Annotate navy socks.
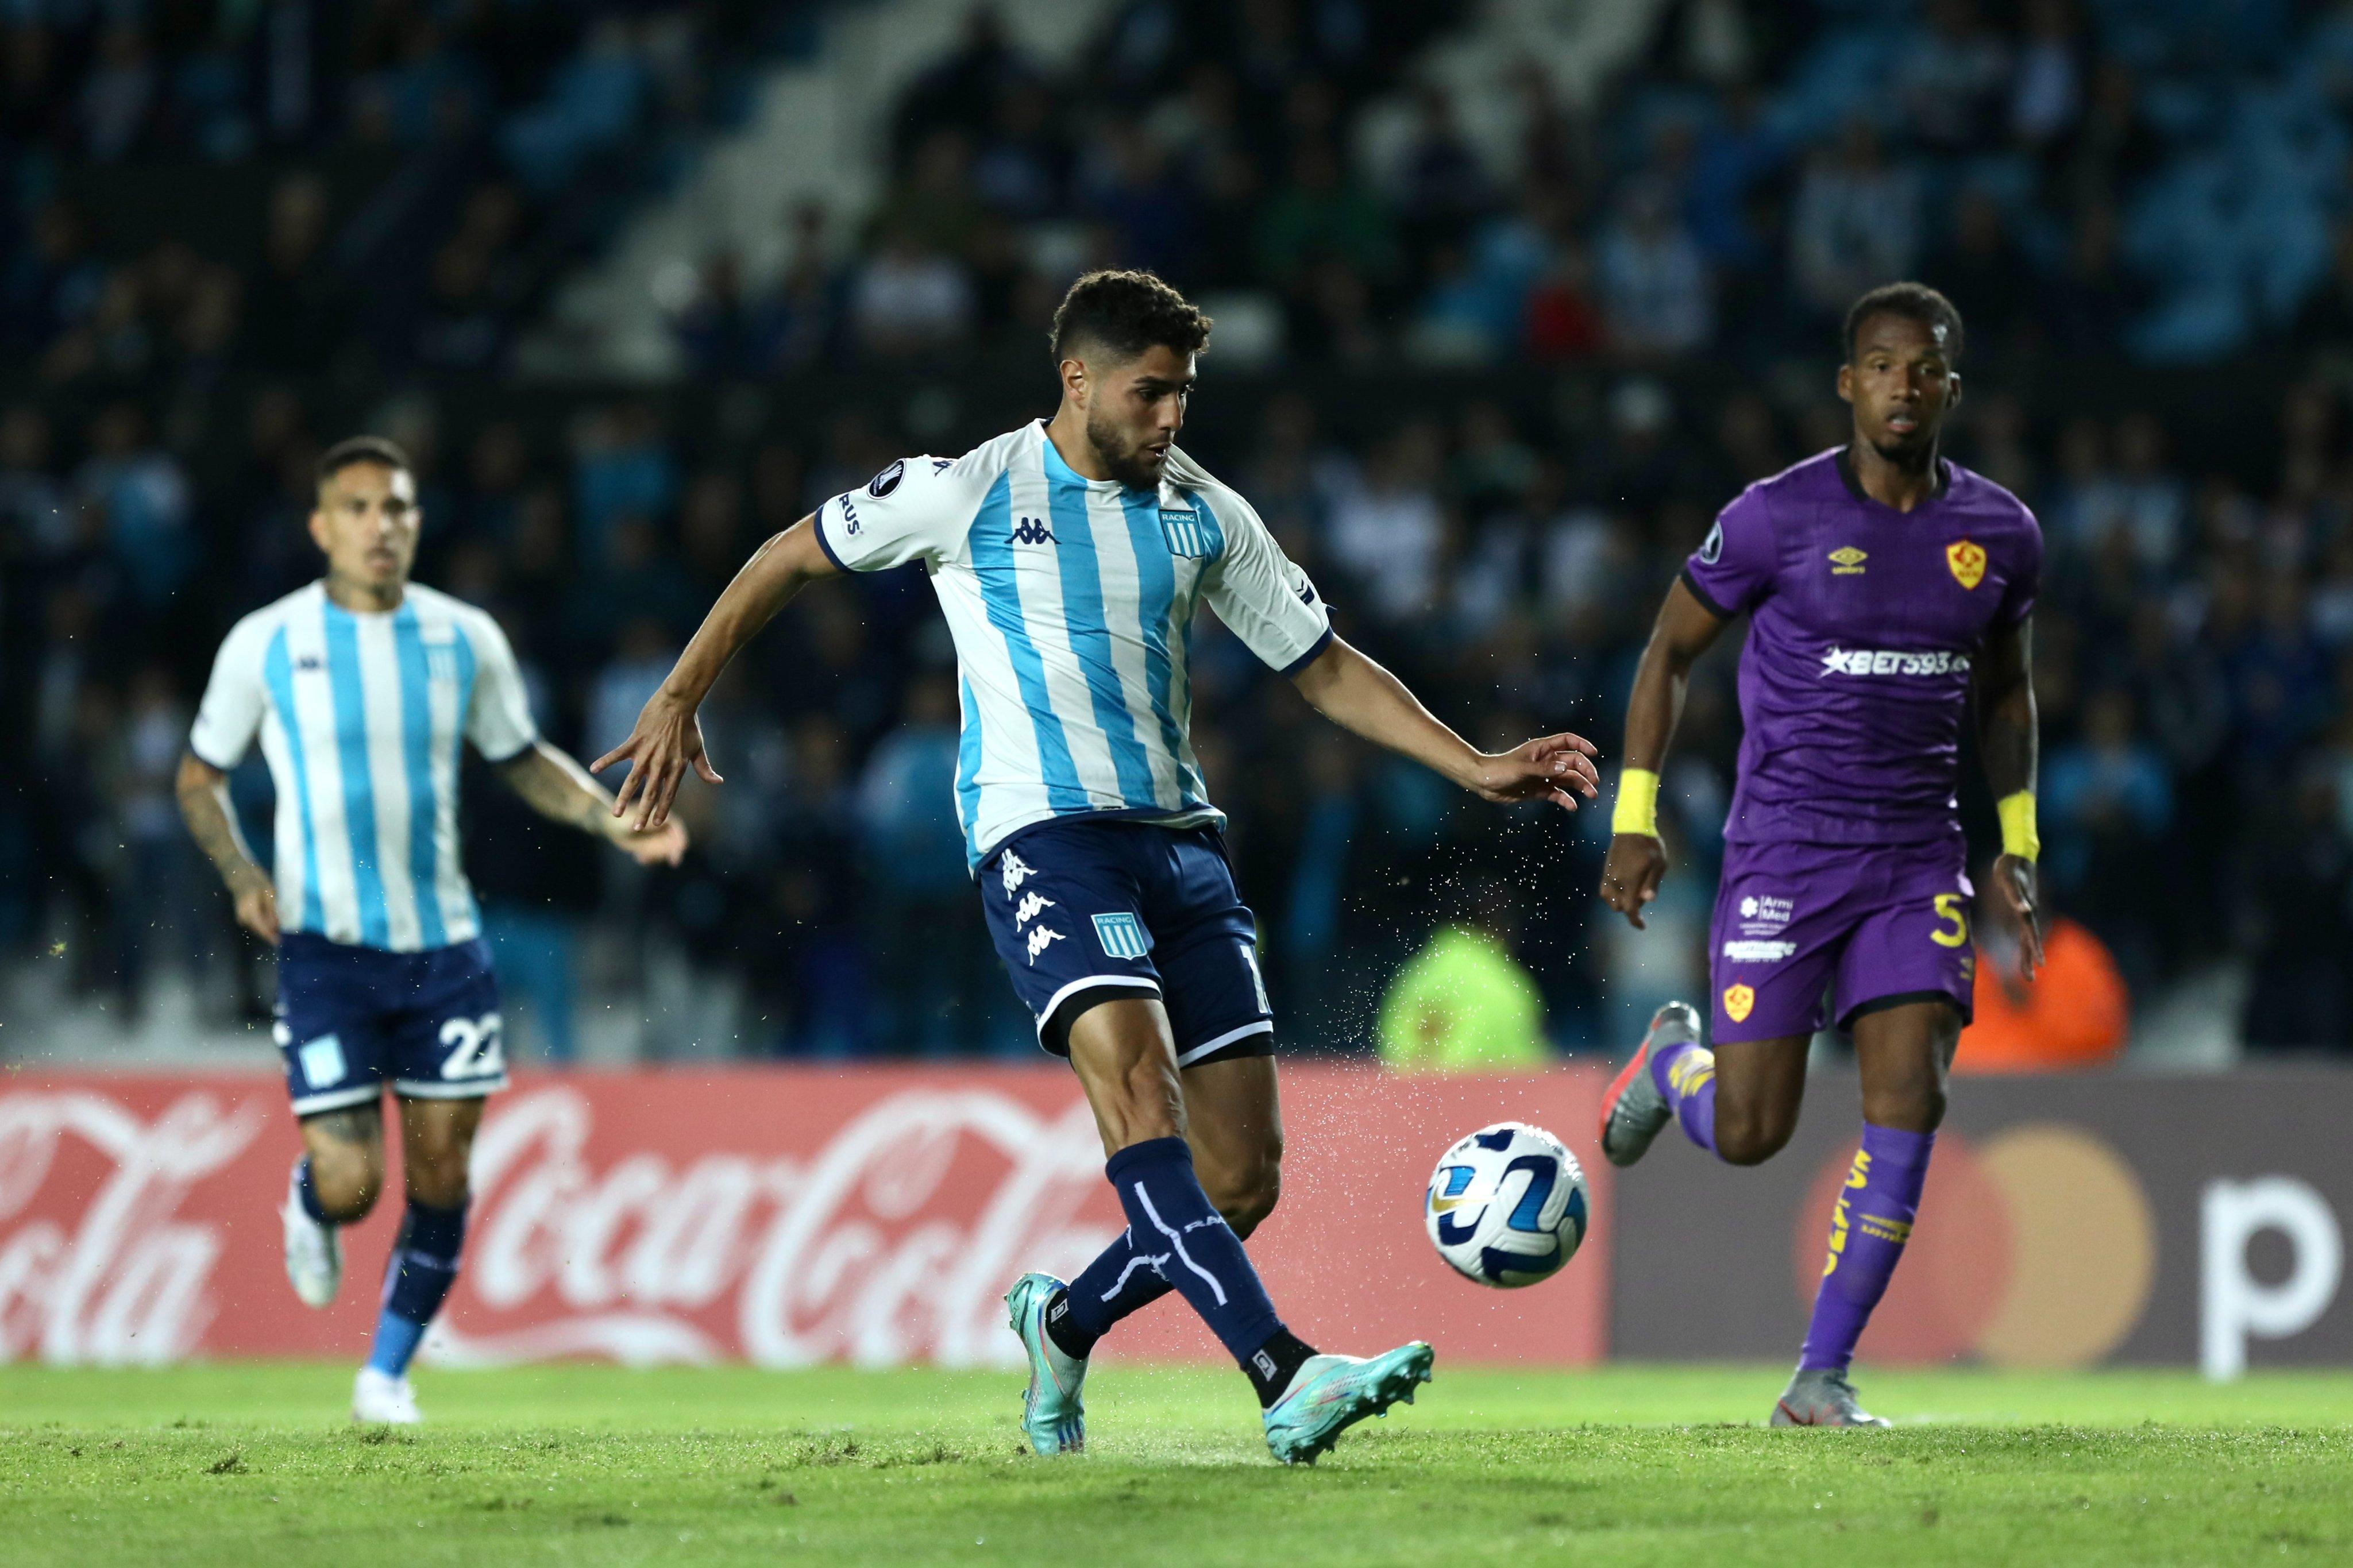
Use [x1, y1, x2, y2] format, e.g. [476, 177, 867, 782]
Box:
[1080, 1137, 1290, 1370]
[365, 1198, 467, 1378]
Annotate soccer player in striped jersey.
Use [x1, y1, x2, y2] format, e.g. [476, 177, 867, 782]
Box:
[595, 270, 1601, 1463]
[176, 436, 685, 1424]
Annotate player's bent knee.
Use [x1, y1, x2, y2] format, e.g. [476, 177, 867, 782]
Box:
[1863, 1081, 1947, 1134]
[1206, 1156, 1281, 1238]
[310, 1153, 383, 1221]
[1715, 1111, 1797, 1167]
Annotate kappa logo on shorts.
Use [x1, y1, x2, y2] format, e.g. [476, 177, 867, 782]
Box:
[1000, 851, 1035, 897]
[1025, 926, 1064, 964]
[1722, 983, 1756, 1024]
[1093, 912, 1153, 960]
[1013, 891, 1055, 928]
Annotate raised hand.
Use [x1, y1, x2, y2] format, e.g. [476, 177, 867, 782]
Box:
[592, 692, 723, 833]
[1468, 732, 1602, 809]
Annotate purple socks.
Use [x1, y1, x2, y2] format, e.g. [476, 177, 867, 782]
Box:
[1799, 1122, 1935, 1373]
[1648, 1039, 1719, 1154]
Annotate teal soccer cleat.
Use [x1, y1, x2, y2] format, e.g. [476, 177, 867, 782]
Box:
[1004, 1272, 1087, 1455]
[1261, 1343, 1434, 1465]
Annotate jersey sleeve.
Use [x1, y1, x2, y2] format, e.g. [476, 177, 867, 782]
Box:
[1193, 469, 1334, 676]
[1681, 485, 1777, 619]
[1995, 508, 2043, 625]
[462, 611, 540, 763]
[187, 614, 271, 770]
[812, 455, 975, 572]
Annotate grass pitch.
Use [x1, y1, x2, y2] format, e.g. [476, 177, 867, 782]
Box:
[4, 1362, 2351, 1566]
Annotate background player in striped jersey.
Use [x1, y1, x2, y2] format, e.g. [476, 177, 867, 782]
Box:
[593, 271, 1601, 1463]
[176, 437, 685, 1424]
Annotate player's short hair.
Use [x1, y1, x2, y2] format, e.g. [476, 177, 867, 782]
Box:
[1842, 282, 1964, 364]
[315, 435, 413, 491]
[1050, 269, 1212, 366]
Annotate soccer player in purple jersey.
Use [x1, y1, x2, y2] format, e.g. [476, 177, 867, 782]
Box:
[1592, 283, 2043, 1427]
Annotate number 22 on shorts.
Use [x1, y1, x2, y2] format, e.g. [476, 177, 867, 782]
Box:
[1929, 893, 1970, 949]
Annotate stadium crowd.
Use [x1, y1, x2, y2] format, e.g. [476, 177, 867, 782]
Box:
[3, 0, 2352, 1060]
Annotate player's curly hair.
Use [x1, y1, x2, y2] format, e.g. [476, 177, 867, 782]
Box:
[1050, 269, 1212, 365]
[315, 435, 413, 489]
[1843, 282, 1964, 364]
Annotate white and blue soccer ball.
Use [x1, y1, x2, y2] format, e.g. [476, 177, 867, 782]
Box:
[1424, 1122, 1589, 1288]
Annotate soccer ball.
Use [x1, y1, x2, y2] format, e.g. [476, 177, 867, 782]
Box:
[1424, 1122, 1589, 1288]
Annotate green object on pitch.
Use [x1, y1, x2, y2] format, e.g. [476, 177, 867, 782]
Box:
[3, 1363, 2351, 1566]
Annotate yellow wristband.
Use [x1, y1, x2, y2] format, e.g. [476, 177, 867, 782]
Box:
[1613, 768, 1661, 837]
[1997, 791, 2039, 862]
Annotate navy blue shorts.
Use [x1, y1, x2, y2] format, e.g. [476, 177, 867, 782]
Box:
[978, 818, 1275, 1068]
[275, 932, 507, 1115]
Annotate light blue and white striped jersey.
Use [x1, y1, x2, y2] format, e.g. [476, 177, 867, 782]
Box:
[188, 581, 539, 951]
[815, 421, 1333, 867]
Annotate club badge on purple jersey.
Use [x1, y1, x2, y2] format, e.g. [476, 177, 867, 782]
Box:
[1683, 448, 2042, 848]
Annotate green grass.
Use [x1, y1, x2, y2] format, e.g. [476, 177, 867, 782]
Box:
[4, 1363, 2351, 1566]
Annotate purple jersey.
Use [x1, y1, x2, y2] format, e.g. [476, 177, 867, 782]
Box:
[1683, 448, 2041, 846]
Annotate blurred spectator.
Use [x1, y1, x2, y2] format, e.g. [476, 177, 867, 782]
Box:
[1596, 180, 1712, 356]
[1789, 119, 1920, 318]
[1954, 911, 2129, 1073]
[1376, 884, 1548, 1072]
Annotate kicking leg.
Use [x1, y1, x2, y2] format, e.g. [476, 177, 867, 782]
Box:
[1777, 998, 1958, 1428]
[1602, 1005, 1808, 1167]
[281, 1103, 384, 1307]
[354, 1095, 483, 1423]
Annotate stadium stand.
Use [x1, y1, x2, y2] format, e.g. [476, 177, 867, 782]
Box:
[4, 0, 2351, 1064]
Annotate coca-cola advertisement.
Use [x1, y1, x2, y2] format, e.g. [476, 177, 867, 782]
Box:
[0, 1065, 1610, 1368]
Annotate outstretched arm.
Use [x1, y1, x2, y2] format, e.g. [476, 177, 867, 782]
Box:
[496, 741, 686, 864]
[593, 515, 839, 829]
[176, 752, 279, 943]
[1598, 578, 1729, 929]
[1289, 635, 1600, 808]
[1974, 615, 2042, 976]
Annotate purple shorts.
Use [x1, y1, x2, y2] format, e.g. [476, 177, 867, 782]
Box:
[1707, 835, 1975, 1044]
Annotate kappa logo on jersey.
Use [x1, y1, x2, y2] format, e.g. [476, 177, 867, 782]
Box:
[1820, 647, 1972, 678]
[294, 655, 324, 672]
[1722, 983, 1756, 1023]
[1091, 912, 1152, 960]
[1698, 520, 1725, 564]
[999, 851, 1035, 897]
[1160, 507, 1212, 558]
[1024, 926, 1064, 964]
[1829, 546, 1867, 576]
[1947, 538, 1987, 589]
[1010, 517, 1056, 546]
[1012, 891, 1055, 928]
[868, 459, 905, 497]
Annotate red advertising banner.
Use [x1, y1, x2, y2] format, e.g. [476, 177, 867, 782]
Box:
[0, 1065, 1609, 1369]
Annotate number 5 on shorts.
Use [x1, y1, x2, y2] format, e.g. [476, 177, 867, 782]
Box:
[1930, 893, 1970, 949]
[439, 1012, 506, 1079]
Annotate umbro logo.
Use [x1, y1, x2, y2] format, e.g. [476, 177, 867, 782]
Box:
[1010, 517, 1056, 546]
